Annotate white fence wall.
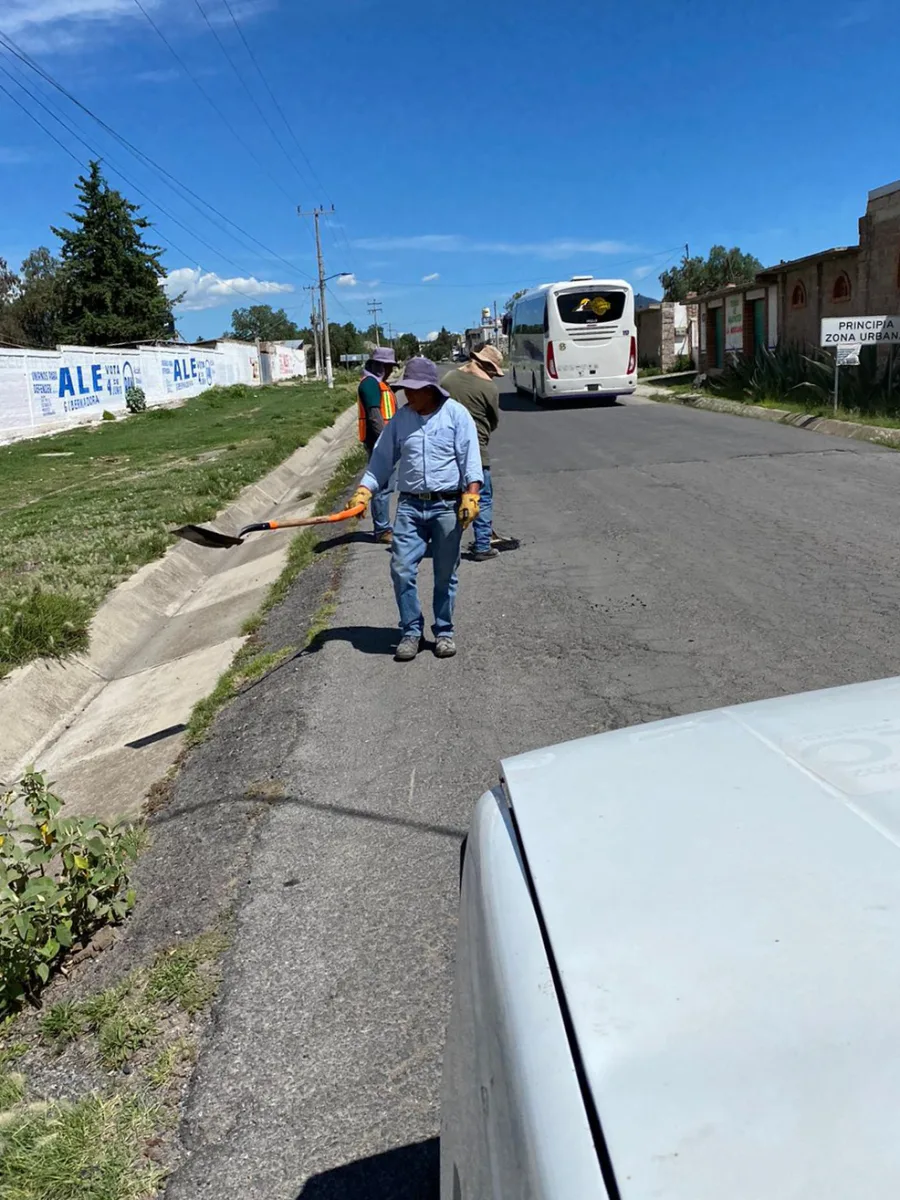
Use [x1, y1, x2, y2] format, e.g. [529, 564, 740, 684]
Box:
[0, 339, 304, 442]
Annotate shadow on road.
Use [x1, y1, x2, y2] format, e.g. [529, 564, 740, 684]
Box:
[303, 624, 398, 656]
[313, 530, 376, 554]
[500, 392, 623, 413]
[295, 1137, 440, 1199]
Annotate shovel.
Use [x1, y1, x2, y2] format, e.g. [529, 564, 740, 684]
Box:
[173, 502, 366, 550]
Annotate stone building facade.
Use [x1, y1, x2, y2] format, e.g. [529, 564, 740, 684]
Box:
[695, 180, 900, 372]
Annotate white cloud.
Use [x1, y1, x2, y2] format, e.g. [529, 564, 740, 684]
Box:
[2, 0, 271, 51]
[422, 272, 440, 282]
[354, 234, 638, 259]
[163, 266, 293, 312]
[335, 273, 380, 289]
[424, 331, 439, 342]
[632, 264, 656, 281]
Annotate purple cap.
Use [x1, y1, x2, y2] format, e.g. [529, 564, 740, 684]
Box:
[370, 346, 397, 366]
[392, 356, 450, 397]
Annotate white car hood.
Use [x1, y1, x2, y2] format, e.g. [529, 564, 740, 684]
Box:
[502, 676, 900, 1200]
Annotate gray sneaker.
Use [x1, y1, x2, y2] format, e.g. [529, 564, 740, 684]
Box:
[471, 547, 499, 562]
[434, 637, 457, 659]
[394, 636, 421, 662]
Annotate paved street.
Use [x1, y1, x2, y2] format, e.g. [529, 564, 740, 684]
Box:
[167, 384, 900, 1199]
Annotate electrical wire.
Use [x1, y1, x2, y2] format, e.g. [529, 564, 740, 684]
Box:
[0, 29, 316, 283]
[191, 0, 309, 192]
[218, 0, 326, 198]
[0, 68, 296, 314]
[129, 0, 296, 207]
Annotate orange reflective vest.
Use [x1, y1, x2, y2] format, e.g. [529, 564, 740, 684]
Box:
[357, 378, 397, 442]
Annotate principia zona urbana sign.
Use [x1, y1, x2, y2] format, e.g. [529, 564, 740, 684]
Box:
[821, 316, 900, 346]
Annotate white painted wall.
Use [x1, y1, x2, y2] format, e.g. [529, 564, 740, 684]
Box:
[0, 338, 309, 442]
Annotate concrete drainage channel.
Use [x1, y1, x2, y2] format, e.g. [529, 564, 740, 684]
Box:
[0, 406, 357, 822]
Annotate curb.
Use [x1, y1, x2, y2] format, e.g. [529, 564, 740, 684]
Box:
[638, 386, 900, 449]
[0, 405, 356, 788]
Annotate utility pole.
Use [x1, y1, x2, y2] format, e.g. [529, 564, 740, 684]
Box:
[304, 285, 322, 380]
[386, 322, 395, 347]
[299, 205, 335, 388]
[367, 298, 383, 346]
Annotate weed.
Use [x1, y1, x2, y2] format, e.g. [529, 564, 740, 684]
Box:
[97, 1010, 158, 1069]
[0, 1089, 164, 1198]
[39, 1002, 86, 1048]
[0, 1069, 25, 1109]
[145, 931, 228, 1015]
[146, 1038, 197, 1090]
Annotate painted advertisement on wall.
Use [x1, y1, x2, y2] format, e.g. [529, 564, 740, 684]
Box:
[725, 294, 744, 352]
[159, 351, 215, 397]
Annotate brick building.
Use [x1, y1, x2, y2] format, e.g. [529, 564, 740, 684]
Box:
[696, 180, 900, 372]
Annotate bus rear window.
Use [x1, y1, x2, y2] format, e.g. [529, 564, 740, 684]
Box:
[555, 290, 626, 325]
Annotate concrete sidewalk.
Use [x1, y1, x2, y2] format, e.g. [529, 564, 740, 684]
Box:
[0, 407, 356, 821]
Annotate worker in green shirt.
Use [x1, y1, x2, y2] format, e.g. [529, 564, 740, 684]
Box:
[357, 346, 398, 543]
[441, 344, 504, 560]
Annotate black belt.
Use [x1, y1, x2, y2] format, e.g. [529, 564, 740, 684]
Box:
[400, 490, 460, 502]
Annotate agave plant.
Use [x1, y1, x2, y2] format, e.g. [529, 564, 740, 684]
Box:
[712, 344, 900, 415]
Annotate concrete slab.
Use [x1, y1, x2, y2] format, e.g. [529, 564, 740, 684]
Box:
[123, 590, 270, 675]
[179, 547, 289, 615]
[0, 659, 103, 785]
[47, 739, 183, 824]
[42, 638, 244, 774]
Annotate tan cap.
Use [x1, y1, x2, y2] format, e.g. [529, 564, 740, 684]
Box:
[470, 345, 505, 376]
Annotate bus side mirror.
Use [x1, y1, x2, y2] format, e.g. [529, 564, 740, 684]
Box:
[501, 315, 511, 335]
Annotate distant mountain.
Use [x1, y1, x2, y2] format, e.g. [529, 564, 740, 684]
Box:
[635, 293, 660, 311]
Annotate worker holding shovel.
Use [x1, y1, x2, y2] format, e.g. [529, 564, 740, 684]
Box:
[349, 357, 482, 662]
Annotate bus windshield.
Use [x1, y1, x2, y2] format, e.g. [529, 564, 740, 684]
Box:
[555, 289, 626, 326]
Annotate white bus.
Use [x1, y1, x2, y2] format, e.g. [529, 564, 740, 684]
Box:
[508, 276, 636, 403]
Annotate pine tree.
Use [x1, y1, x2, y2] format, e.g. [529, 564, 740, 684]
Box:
[52, 162, 176, 346]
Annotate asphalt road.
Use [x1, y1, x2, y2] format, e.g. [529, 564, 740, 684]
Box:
[167, 383, 900, 1199]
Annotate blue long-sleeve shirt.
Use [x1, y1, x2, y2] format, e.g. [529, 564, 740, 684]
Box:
[360, 399, 484, 494]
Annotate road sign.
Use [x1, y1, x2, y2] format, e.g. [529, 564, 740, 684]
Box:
[836, 345, 860, 366]
[821, 316, 900, 346]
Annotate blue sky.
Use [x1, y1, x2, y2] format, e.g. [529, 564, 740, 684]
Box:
[0, 0, 898, 343]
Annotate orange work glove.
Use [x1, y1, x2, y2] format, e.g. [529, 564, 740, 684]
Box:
[458, 492, 480, 530]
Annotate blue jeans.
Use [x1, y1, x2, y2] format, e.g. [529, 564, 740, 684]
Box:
[371, 484, 392, 536]
[391, 496, 463, 641]
[472, 466, 493, 552]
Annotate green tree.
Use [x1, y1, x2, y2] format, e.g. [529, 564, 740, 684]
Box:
[327, 321, 366, 365]
[14, 248, 62, 349]
[504, 288, 527, 313]
[229, 304, 300, 341]
[52, 161, 176, 346]
[659, 246, 763, 301]
[0, 256, 23, 345]
[394, 332, 419, 361]
[422, 326, 454, 362]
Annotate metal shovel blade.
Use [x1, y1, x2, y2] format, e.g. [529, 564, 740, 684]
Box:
[173, 523, 244, 549]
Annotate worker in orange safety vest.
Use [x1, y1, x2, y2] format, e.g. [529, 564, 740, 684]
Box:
[357, 346, 398, 544]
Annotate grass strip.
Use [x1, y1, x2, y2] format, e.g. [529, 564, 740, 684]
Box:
[0, 380, 353, 677]
[0, 929, 229, 1199]
[185, 445, 366, 745]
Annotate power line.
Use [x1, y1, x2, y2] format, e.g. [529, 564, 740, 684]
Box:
[0, 77, 81, 166]
[218, 0, 326, 197]
[191, 0, 309, 191]
[129, 0, 296, 206]
[0, 29, 316, 284]
[0, 66, 295, 315]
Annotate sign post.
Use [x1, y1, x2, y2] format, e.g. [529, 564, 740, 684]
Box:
[821, 316, 900, 415]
